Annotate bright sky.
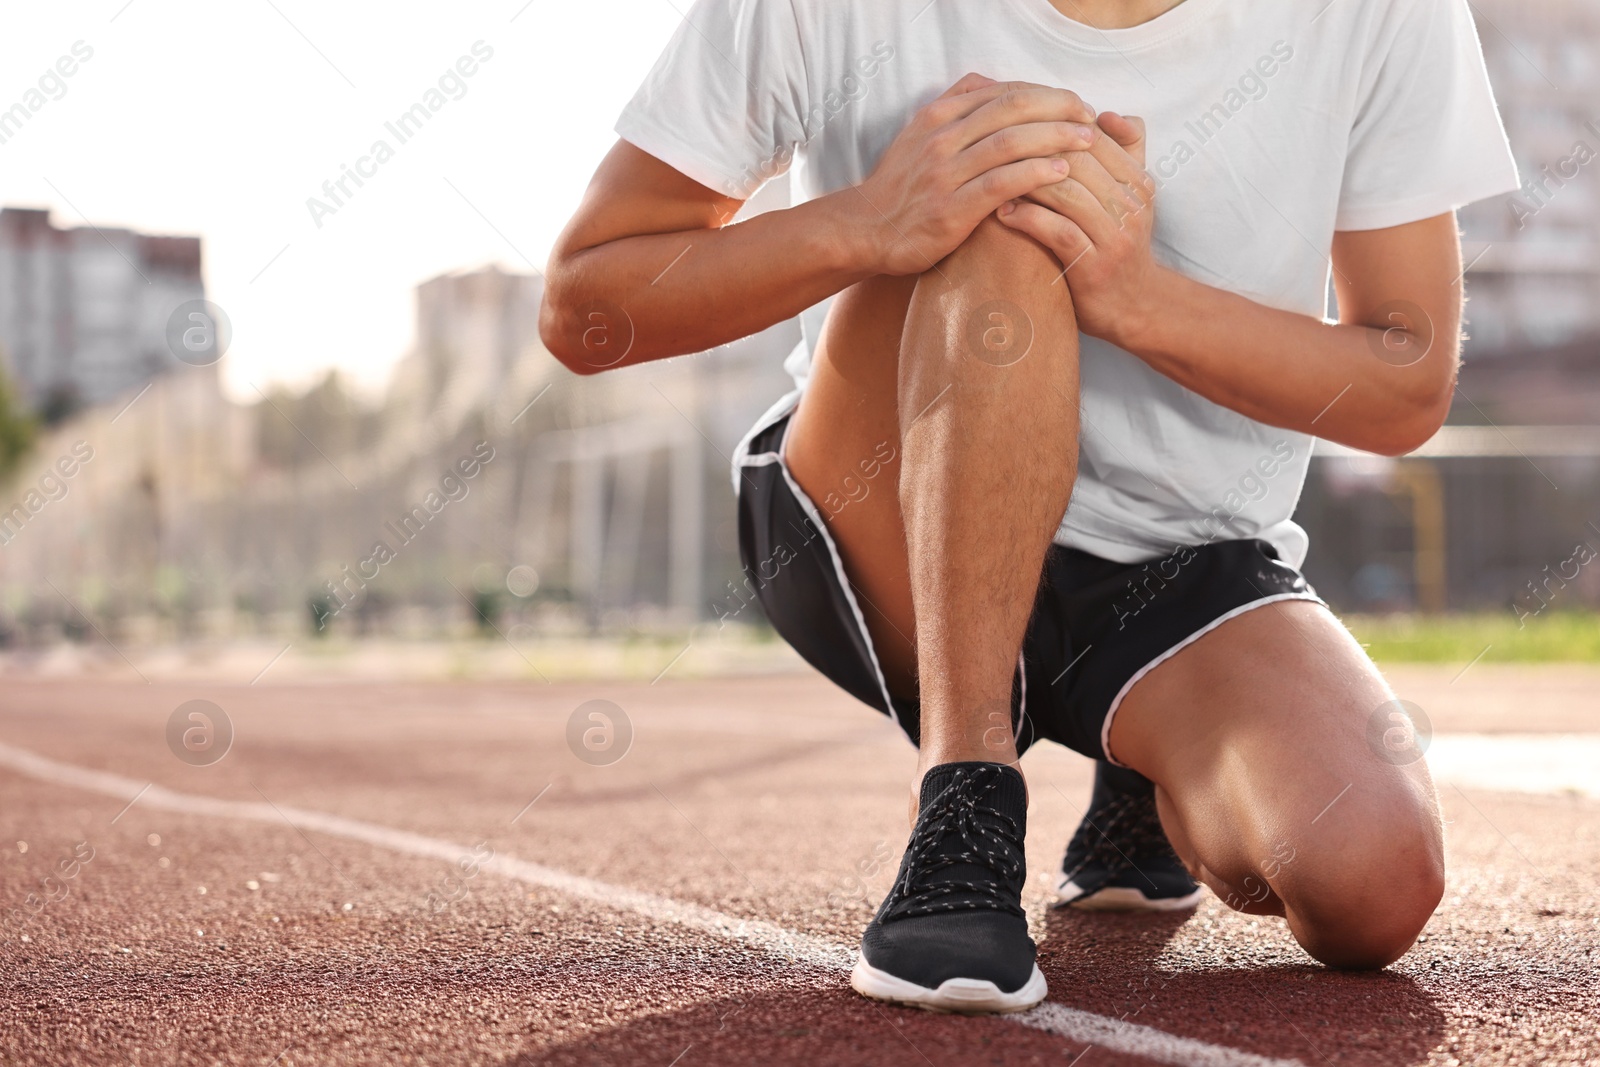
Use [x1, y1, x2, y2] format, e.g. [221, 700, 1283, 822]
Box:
[1, 0, 686, 401]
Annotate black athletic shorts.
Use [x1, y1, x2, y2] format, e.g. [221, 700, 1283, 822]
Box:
[731, 399, 1323, 764]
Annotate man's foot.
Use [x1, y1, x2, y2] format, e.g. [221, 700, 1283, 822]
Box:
[1055, 761, 1204, 911]
[851, 762, 1046, 1013]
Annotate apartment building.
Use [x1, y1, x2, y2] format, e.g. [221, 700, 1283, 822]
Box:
[1459, 0, 1600, 351]
[0, 206, 204, 412]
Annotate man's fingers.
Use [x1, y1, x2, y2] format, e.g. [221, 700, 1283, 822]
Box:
[997, 201, 1092, 270]
[1023, 174, 1129, 248]
[922, 80, 1050, 128]
[1095, 111, 1150, 174]
[1050, 152, 1141, 221]
[956, 121, 1096, 183]
[1078, 114, 1154, 202]
[952, 157, 1072, 217]
[944, 86, 1097, 148]
[1097, 111, 1144, 148]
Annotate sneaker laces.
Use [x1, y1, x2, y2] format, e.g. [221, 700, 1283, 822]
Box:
[881, 765, 1025, 920]
[1062, 790, 1178, 884]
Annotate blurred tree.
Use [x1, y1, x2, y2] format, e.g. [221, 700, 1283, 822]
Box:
[37, 383, 83, 427]
[472, 588, 502, 635]
[307, 594, 336, 635]
[254, 370, 384, 470]
[0, 365, 37, 484]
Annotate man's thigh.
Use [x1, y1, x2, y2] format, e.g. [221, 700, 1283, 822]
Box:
[1108, 599, 1443, 959]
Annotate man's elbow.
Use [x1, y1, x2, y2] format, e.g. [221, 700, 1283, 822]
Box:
[1369, 423, 1439, 459]
[539, 290, 602, 376]
[1369, 382, 1454, 458]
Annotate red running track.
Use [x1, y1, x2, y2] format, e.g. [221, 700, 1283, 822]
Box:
[0, 673, 1596, 1065]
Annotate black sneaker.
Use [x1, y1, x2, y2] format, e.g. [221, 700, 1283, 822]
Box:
[851, 762, 1047, 1013]
[1055, 761, 1204, 911]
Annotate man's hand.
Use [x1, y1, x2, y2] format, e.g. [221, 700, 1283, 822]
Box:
[850, 73, 1100, 276]
[996, 111, 1462, 456]
[996, 111, 1163, 344]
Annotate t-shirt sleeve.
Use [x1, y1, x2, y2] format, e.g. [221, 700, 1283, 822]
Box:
[1335, 0, 1520, 231]
[615, 0, 811, 200]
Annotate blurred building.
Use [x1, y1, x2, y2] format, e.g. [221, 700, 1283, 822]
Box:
[380, 259, 796, 629]
[0, 206, 204, 413]
[1459, 0, 1600, 351]
[390, 264, 544, 434]
[0, 240, 797, 642]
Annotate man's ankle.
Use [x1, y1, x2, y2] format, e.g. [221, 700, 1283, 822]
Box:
[917, 699, 1023, 770]
[910, 751, 1026, 825]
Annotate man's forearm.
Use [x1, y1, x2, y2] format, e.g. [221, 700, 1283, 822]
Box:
[542, 190, 883, 372]
[546, 83, 1105, 373]
[1115, 268, 1455, 456]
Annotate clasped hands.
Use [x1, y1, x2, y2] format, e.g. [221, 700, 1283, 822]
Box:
[855, 72, 1166, 346]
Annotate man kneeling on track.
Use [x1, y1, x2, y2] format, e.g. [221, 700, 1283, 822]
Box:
[541, 0, 1519, 1013]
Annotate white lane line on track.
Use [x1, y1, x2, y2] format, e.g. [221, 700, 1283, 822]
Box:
[0, 740, 851, 970]
[1018, 1004, 1303, 1067]
[1427, 733, 1600, 799]
[0, 739, 1304, 1067]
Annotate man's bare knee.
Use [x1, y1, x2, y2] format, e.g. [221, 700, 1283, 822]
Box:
[901, 216, 1074, 380]
[939, 215, 1061, 286]
[1278, 790, 1444, 969]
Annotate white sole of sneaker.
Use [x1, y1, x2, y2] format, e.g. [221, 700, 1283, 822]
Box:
[1055, 880, 1206, 912]
[849, 956, 1048, 1014]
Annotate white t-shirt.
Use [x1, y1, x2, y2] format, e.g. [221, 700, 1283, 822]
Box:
[616, 0, 1519, 567]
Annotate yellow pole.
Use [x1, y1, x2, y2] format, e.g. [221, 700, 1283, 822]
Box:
[1388, 460, 1446, 613]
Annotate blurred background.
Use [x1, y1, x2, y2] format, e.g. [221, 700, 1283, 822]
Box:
[0, 0, 1597, 680]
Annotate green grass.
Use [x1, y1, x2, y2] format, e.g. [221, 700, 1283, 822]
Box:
[1341, 612, 1600, 663]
